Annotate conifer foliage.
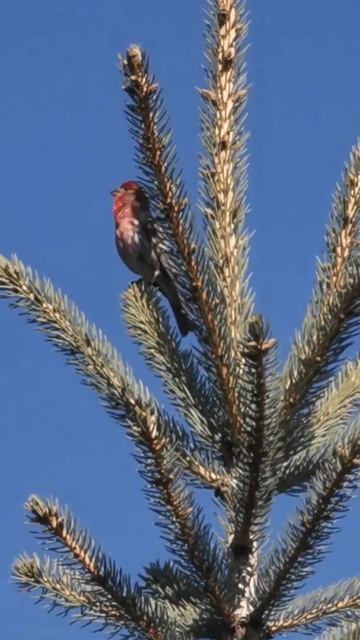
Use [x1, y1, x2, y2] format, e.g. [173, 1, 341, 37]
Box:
[2, 1, 360, 639]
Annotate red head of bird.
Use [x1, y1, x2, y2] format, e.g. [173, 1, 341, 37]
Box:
[111, 181, 148, 222]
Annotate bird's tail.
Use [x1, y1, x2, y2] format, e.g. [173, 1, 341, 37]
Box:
[157, 267, 193, 337]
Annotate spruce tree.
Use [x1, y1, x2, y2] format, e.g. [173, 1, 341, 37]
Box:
[1, 1, 360, 639]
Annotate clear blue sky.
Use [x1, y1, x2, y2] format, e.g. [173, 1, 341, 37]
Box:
[1, 2, 360, 638]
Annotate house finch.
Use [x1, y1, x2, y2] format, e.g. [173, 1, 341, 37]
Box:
[112, 180, 192, 336]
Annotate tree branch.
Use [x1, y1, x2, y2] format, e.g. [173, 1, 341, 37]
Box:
[0, 255, 212, 487]
[268, 576, 360, 633]
[121, 42, 251, 467]
[281, 143, 360, 453]
[253, 418, 360, 621]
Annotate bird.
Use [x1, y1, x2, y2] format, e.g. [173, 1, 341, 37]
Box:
[112, 180, 192, 337]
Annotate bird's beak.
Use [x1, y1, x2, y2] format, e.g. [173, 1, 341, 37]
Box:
[111, 187, 125, 197]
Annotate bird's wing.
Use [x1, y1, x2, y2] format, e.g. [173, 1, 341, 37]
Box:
[143, 215, 158, 238]
[150, 225, 173, 274]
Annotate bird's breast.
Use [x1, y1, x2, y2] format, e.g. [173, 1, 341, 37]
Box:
[115, 214, 156, 279]
[116, 216, 140, 247]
